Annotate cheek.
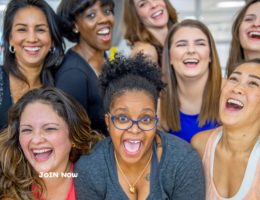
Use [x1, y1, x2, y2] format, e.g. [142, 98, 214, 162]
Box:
[239, 23, 247, 46]
[170, 48, 183, 64]
[19, 135, 30, 153]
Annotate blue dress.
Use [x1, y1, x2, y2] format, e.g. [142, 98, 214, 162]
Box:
[169, 111, 218, 143]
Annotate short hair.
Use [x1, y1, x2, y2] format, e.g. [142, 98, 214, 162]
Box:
[57, 0, 115, 43]
[0, 87, 102, 199]
[98, 53, 167, 112]
[160, 19, 222, 132]
[226, 0, 260, 77]
[2, 0, 65, 87]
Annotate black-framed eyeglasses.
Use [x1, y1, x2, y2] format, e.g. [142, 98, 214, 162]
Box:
[108, 112, 159, 131]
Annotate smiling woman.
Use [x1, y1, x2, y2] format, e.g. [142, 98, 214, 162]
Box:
[191, 58, 260, 199]
[55, 0, 115, 136]
[73, 53, 205, 200]
[0, 0, 65, 131]
[0, 87, 102, 200]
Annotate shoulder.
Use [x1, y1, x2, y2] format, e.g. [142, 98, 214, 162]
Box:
[190, 129, 215, 159]
[131, 42, 158, 63]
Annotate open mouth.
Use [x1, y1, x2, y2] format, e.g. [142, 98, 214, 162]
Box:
[152, 11, 163, 19]
[123, 140, 142, 156]
[97, 27, 111, 41]
[226, 98, 244, 111]
[32, 149, 53, 161]
[24, 47, 41, 55]
[183, 59, 199, 67]
[248, 32, 260, 40]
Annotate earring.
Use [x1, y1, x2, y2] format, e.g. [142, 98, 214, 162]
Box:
[49, 47, 55, 54]
[9, 45, 15, 53]
[75, 30, 79, 34]
[72, 143, 76, 148]
[107, 127, 109, 130]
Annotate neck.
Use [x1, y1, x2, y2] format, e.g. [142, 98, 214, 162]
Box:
[73, 38, 105, 75]
[176, 71, 209, 114]
[244, 50, 260, 61]
[147, 25, 168, 46]
[221, 125, 260, 155]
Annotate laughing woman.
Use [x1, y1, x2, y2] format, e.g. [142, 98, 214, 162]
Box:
[0, 88, 102, 200]
[226, 0, 260, 77]
[0, 0, 64, 130]
[55, 0, 115, 136]
[191, 59, 260, 199]
[73, 54, 205, 200]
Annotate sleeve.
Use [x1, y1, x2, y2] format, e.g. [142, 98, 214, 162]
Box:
[73, 163, 104, 200]
[171, 149, 205, 200]
[55, 69, 89, 111]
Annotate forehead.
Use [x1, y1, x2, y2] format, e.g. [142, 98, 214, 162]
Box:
[172, 27, 208, 42]
[111, 90, 156, 112]
[20, 102, 65, 125]
[245, 2, 260, 15]
[234, 63, 260, 76]
[13, 6, 48, 26]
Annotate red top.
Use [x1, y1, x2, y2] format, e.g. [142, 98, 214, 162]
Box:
[33, 163, 76, 200]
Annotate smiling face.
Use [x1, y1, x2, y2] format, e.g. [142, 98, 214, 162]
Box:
[220, 62, 260, 128]
[19, 102, 72, 174]
[239, 2, 260, 55]
[9, 6, 52, 69]
[170, 27, 211, 79]
[133, 0, 168, 29]
[105, 90, 156, 165]
[74, 1, 114, 51]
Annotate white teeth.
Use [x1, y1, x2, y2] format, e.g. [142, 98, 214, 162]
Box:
[24, 47, 41, 52]
[152, 11, 163, 18]
[33, 149, 52, 153]
[183, 59, 199, 64]
[127, 140, 141, 144]
[227, 99, 244, 107]
[97, 28, 110, 35]
[249, 32, 260, 37]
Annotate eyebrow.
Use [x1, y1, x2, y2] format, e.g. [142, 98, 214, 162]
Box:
[141, 108, 155, 113]
[14, 23, 48, 27]
[43, 123, 60, 127]
[175, 39, 206, 44]
[20, 125, 33, 128]
[249, 75, 260, 80]
[245, 14, 255, 17]
[232, 71, 242, 75]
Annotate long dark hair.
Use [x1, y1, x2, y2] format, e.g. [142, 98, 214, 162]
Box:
[0, 87, 103, 199]
[160, 20, 222, 132]
[3, 0, 65, 87]
[57, 0, 114, 43]
[226, 0, 260, 77]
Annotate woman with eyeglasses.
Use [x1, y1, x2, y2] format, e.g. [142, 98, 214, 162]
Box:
[73, 53, 205, 200]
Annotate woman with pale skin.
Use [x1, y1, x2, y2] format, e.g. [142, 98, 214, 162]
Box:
[159, 20, 223, 143]
[123, 0, 177, 65]
[226, 0, 260, 76]
[0, 0, 64, 130]
[191, 59, 260, 199]
[0, 88, 102, 200]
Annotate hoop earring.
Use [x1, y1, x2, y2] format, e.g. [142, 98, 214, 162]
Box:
[9, 45, 15, 53]
[49, 47, 55, 54]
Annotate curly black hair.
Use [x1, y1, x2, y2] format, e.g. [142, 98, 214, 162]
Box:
[98, 53, 167, 112]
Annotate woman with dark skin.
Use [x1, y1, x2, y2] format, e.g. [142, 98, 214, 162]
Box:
[55, 0, 114, 136]
[0, 0, 64, 130]
[73, 54, 205, 200]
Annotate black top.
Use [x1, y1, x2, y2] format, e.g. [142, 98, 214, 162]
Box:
[54, 49, 108, 136]
[0, 67, 13, 130]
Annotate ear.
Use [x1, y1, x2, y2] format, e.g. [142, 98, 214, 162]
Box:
[105, 114, 109, 129]
[73, 21, 79, 33]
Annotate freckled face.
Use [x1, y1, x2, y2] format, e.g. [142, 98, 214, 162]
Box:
[75, 1, 114, 51]
[170, 27, 211, 79]
[105, 90, 157, 165]
[19, 102, 72, 174]
[220, 63, 260, 128]
[9, 7, 52, 68]
[239, 2, 260, 54]
[133, 0, 169, 29]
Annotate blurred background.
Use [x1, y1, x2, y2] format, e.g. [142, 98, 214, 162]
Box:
[0, 0, 250, 75]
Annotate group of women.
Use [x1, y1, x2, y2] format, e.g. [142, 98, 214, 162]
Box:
[0, 0, 260, 199]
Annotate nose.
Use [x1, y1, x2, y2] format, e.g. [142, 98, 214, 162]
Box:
[150, 0, 159, 8]
[252, 18, 260, 27]
[187, 44, 196, 55]
[97, 12, 110, 25]
[128, 123, 141, 135]
[30, 130, 46, 144]
[26, 29, 38, 43]
[232, 83, 245, 95]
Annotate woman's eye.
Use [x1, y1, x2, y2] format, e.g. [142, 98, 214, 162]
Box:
[140, 3, 146, 7]
[177, 44, 186, 47]
[37, 28, 46, 32]
[118, 117, 128, 122]
[141, 118, 151, 122]
[244, 18, 253, 21]
[250, 81, 259, 86]
[229, 77, 237, 82]
[197, 43, 205, 46]
[46, 128, 57, 131]
[87, 13, 95, 18]
[104, 9, 111, 14]
[18, 28, 26, 32]
[21, 129, 32, 133]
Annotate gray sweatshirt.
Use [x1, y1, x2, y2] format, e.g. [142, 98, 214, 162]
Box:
[74, 130, 205, 200]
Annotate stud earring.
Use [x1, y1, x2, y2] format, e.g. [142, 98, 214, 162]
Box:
[9, 45, 15, 53]
[72, 143, 76, 148]
[75, 30, 79, 34]
[107, 127, 109, 130]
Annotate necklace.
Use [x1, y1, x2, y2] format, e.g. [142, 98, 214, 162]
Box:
[114, 150, 153, 194]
